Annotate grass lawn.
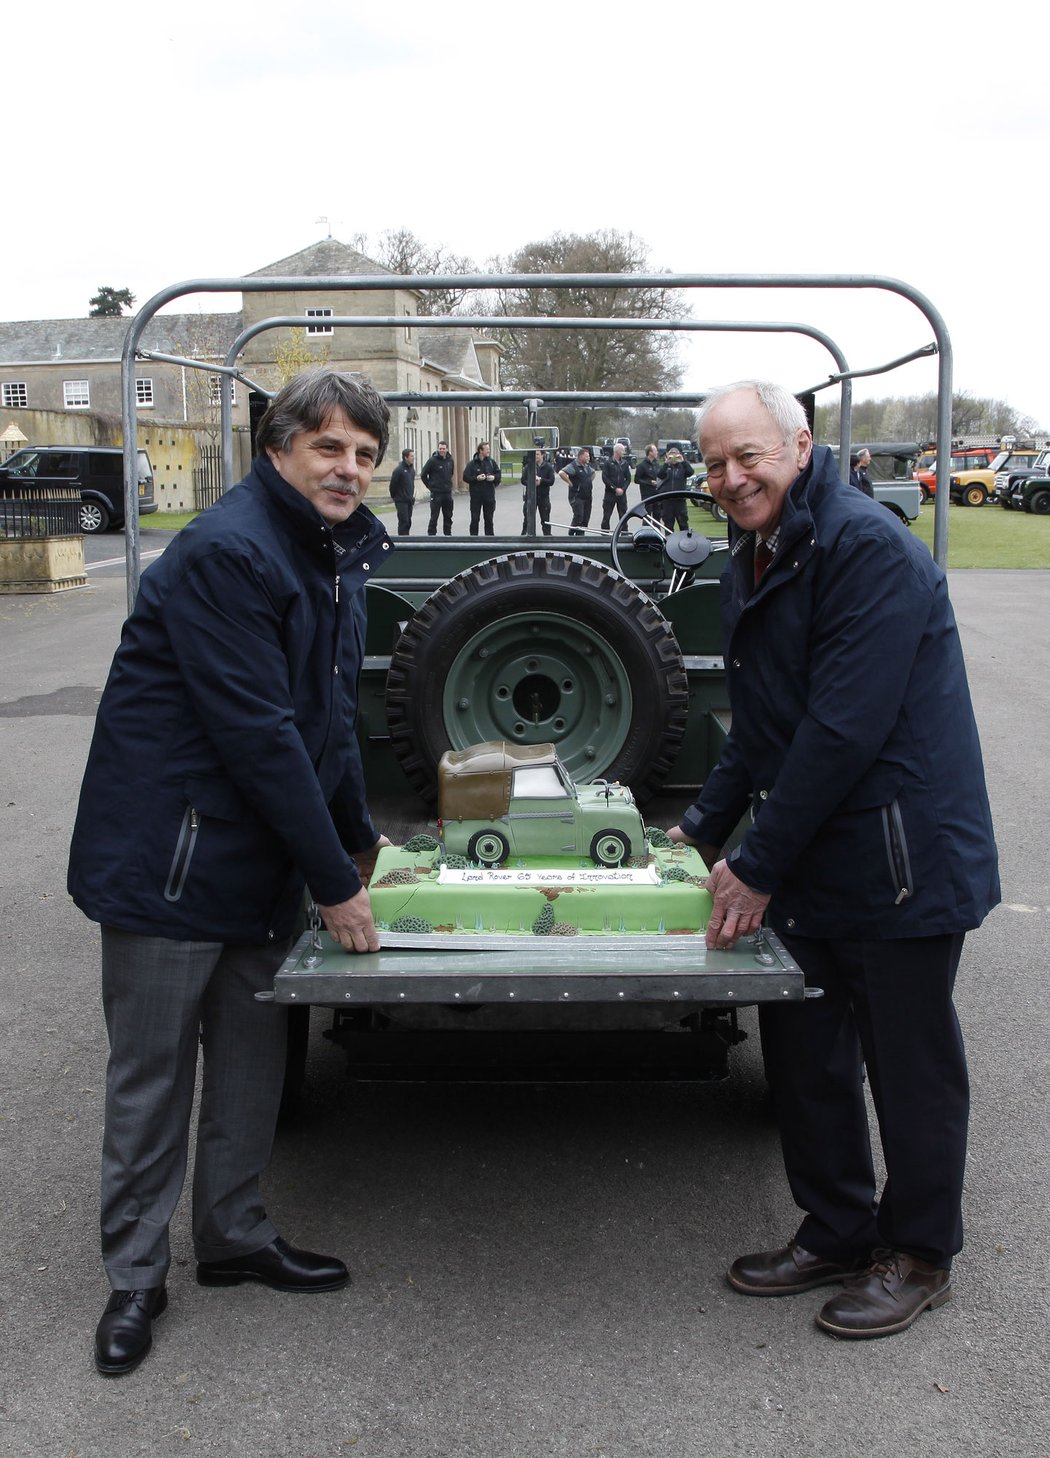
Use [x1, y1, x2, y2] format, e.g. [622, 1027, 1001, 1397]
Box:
[911, 501, 1050, 568]
[687, 498, 1050, 569]
[147, 499, 1048, 568]
[145, 501, 398, 534]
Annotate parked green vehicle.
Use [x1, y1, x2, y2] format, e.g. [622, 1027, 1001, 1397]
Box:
[436, 740, 645, 867]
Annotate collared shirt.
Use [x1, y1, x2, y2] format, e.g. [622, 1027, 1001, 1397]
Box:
[759, 527, 781, 556]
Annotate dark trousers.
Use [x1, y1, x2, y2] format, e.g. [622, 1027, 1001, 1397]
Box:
[522, 486, 552, 534]
[395, 501, 413, 535]
[601, 488, 628, 529]
[761, 930, 968, 1268]
[428, 495, 453, 535]
[99, 927, 292, 1287]
[660, 496, 689, 530]
[469, 486, 495, 535]
[568, 489, 592, 537]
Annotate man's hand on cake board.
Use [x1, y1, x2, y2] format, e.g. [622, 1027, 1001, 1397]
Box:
[665, 824, 770, 949]
[702, 861, 771, 951]
[318, 836, 392, 954]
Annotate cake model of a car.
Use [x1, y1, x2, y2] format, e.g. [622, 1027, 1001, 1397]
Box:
[367, 741, 712, 942]
[438, 740, 646, 867]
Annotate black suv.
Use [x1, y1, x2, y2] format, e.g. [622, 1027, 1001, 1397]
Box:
[0, 445, 156, 534]
[994, 448, 1050, 512]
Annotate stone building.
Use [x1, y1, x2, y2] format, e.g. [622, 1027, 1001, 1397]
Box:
[0, 239, 501, 511]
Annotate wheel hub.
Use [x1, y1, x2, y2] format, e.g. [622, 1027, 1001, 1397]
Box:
[442, 611, 633, 779]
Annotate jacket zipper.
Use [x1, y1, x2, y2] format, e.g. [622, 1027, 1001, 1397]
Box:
[881, 799, 914, 904]
[164, 807, 200, 903]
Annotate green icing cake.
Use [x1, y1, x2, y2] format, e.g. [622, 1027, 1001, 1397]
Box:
[368, 843, 712, 937]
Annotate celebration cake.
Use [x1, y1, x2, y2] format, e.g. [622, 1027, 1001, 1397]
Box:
[367, 741, 711, 943]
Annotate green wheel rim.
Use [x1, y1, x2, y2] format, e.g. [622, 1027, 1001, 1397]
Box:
[441, 610, 634, 782]
[593, 833, 628, 865]
[471, 832, 507, 864]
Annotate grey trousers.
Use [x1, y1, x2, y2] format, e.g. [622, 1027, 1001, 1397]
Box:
[99, 927, 291, 1289]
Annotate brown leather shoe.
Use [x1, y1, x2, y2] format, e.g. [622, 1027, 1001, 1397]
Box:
[816, 1249, 951, 1338]
[727, 1240, 865, 1296]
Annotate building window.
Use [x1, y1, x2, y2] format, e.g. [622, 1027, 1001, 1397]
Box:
[404, 308, 412, 344]
[63, 379, 91, 409]
[2, 382, 28, 408]
[208, 376, 237, 407]
[305, 308, 333, 335]
[135, 378, 154, 408]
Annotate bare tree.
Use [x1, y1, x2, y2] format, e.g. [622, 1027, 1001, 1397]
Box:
[816, 392, 1039, 446]
[271, 329, 330, 387]
[483, 230, 685, 446]
[177, 313, 235, 443]
[372, 228, 477, 315]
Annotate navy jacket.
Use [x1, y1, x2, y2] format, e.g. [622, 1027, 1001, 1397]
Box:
[658, 455, 695, 491]
[68, 454, 393, 944]
[421, 451, 455, 496]
[389, 460, 416, 504]
[520, 456, 555, 491]
[600, 456, 633, 493]
[681, 446, 999, 940]
[463, 453, 502, 493]
[635, 456, 662, 499]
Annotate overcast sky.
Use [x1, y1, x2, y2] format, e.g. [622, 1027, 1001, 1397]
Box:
[6, 0, 1048, 424]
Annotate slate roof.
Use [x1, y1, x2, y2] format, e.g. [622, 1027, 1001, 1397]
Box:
[0, 313, 243, 365]
[0, 241, 497, 386]
[418, 329, 486, 384]
[246, 238, 394, 279]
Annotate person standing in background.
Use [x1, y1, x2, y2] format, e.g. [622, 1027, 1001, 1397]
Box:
[422, 440, 456, 535]
[559, 447, 595, 536]
[388, 447, 416, 534]
[521, 447, 555, 535]
[463, 441, 502, 536]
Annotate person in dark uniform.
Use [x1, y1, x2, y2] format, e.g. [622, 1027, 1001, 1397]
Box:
[421, 440, 455, 535]
[388, 447, 416, 534]
[463, 441, 502, 536]
[600, 441, 633, 529]
[558, 447, 595, 536]
[668, 379, 999, 1341]
[520, 447, 555, 535]
[635, 443, 662, 516]
[657, 445, 695, 529]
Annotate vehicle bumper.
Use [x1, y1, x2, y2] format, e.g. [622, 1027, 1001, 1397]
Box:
[264, 927, 813, 1010]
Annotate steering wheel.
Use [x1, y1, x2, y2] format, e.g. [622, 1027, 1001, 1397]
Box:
[610, 489, 730, 593]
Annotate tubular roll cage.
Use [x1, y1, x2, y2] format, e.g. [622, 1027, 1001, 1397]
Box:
[119, 272, 953, 611]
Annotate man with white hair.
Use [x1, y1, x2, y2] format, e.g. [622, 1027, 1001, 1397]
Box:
[669, 381, 999, 1339]
[599, 440, 632, 529]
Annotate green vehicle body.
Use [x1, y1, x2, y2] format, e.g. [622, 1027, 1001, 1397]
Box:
[436, 741, 645, 867]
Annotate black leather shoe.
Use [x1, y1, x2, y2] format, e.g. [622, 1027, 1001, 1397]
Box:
[94, 1286, 167, 1376]
[727, 1240, 866, 1296]
[816, 1249, 951, 1338]
[196, 1235, 348, 1292]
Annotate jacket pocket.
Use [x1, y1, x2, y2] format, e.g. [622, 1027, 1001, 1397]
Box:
[881, 798, 914, 905]
[164, 806, 200, 903]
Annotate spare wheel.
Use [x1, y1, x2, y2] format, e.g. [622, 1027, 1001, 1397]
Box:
[385, 551, 688, 806]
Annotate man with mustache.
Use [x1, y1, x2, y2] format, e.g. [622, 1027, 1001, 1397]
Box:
[69, 369, 393, 1375]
